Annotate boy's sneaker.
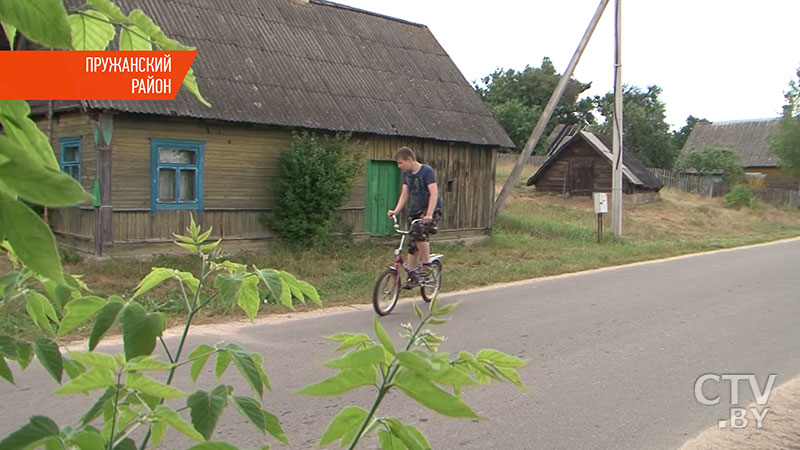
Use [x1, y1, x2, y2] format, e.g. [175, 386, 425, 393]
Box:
[401, 271, 420, 289]
[419, 263, 432, 278]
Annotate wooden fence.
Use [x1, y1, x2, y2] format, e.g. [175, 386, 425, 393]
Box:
[649, 168, 800, 208]
[496, 153, 548, 166]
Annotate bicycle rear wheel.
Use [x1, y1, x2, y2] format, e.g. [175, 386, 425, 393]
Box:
[373, 269, 400, 315]
[420, 260, 442, 303]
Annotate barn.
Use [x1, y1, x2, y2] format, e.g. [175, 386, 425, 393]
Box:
[526, 129, 662, 202]
[31, 0, 513, 256]
[682, 118, 799, 190]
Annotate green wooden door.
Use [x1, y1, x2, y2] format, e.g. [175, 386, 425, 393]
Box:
[366, 160, 401, 235]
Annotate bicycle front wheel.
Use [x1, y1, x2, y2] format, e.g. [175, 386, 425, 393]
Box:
[420, 260, 442, 303]
[373, 268, 400, 315]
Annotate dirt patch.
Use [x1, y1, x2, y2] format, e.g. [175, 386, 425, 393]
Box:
[678, 376, 800, 450]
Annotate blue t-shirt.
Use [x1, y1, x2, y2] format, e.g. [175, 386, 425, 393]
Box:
[403, 164, 443, 216]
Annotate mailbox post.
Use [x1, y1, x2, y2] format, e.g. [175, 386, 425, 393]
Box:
[593, 193, 608, 242]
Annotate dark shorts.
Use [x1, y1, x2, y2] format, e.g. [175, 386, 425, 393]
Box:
[408, 210, 441, 254]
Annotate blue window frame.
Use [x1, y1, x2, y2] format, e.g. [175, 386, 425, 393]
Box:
[59, 137, 81, 182]
[150, 138, 204, 212]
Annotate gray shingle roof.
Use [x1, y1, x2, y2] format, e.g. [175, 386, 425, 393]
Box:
[682, 118, 781, 167]
[51, 0, 512, 147]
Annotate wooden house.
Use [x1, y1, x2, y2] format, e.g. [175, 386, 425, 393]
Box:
[31, 0, 513, 256]
[526, 130, 662, 202]
[682, 118, 799, 189]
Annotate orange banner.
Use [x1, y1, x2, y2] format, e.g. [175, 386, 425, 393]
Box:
[0, 51, 197, 100]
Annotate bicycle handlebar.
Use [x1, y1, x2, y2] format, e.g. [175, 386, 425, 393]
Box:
[391, 215, 422, 234]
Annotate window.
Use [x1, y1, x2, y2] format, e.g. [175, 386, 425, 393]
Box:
[150, 138, 204, 211]
[59, 137, 81, 182]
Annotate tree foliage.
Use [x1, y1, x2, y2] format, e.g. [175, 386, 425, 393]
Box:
[769, 65, 800, 180]
[675, 146, 745, 184]
[594, 85, 679, 169]
[267, 132, 362, 247]
[671, 115, 708, 151]
[475, 57, 594, 151]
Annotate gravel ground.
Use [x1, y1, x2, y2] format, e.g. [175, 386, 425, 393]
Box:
[679, 376, 800, 450]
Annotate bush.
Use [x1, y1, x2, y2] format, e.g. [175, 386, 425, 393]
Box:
[58, 245, 82, 264]
[723, 184, 758, 210]
[675, 146, 745, 184]
[266, 132, 362, 247]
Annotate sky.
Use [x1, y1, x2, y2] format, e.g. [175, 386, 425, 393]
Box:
[338, 0, 799, 130]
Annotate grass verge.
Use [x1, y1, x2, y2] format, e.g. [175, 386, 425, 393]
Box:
[3, 185, 800, 340]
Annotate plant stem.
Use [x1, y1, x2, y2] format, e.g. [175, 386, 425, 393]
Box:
[139, 256, 207, 450]
[194, 292, 219, 312]
[347, 382, 389, 450]
[113, 420, 142, 448]
[173, 349, 220, 369]
[159, 337, 174, 364]
[107, 371, 123, 450]
[346, 305, 431, 450]
[167, 311, 194, 383]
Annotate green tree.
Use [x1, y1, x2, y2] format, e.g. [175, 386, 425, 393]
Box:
[675, 146, 745, 184]
[671, 115, 707, 151]
[594, 85, 679, 169]
[475, 57, 594, 151]
[769, 65, 800, 179]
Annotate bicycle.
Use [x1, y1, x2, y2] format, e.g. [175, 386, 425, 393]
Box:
[372, 216, 443, 316]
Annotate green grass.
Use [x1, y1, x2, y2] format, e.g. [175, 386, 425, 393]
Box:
[3, 188, 800, 340]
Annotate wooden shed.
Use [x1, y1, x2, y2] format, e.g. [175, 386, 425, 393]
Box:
[682, 118, 799, 190]
[33, 0, 513, 256]
[526, 130, 662, 201]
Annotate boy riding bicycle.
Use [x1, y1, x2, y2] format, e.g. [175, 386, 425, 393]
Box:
[387, 147, 442, 289]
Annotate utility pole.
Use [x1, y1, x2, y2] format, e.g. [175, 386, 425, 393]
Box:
[611, 0, 623, 238]
[493, 0, 611, 218]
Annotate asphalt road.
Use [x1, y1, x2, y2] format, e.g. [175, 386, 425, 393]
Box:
[2, 238, 799, 449]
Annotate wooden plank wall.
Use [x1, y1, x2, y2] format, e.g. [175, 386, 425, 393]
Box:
[533, 141, 645, 195]
[112, 115, 294, 209]
[37, 112, 96, 239]
[50, 208, 95, 252]
[108, 116, 495, 247]
[358, 134, 496, 231]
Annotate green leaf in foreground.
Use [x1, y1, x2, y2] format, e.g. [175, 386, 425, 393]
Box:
[0, 192, 66, 285]
[54, 368, 114, 395]
[0, 415, 60, 450]
[393, 370, 478, 419]
[323, 345, 385, 369]
[58, 296, 106, 337]
[319, 406, 367, 446]
[125, 372, 186, 399]
[374, 317, 396, 356]
[153, 405, 205, 443]
[120, 302, 165, 360]
[88, 297, 124, 351]
[32, 338, 62, 384]
[0, 0, 72, 49]
[187, 385, 230, 440]
[297, 366, 377, 396]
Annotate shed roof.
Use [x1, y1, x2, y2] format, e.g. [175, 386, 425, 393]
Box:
[35, 0, 512, 148]
[681, 118, 781, 167]
[526, 130, 663, 190]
